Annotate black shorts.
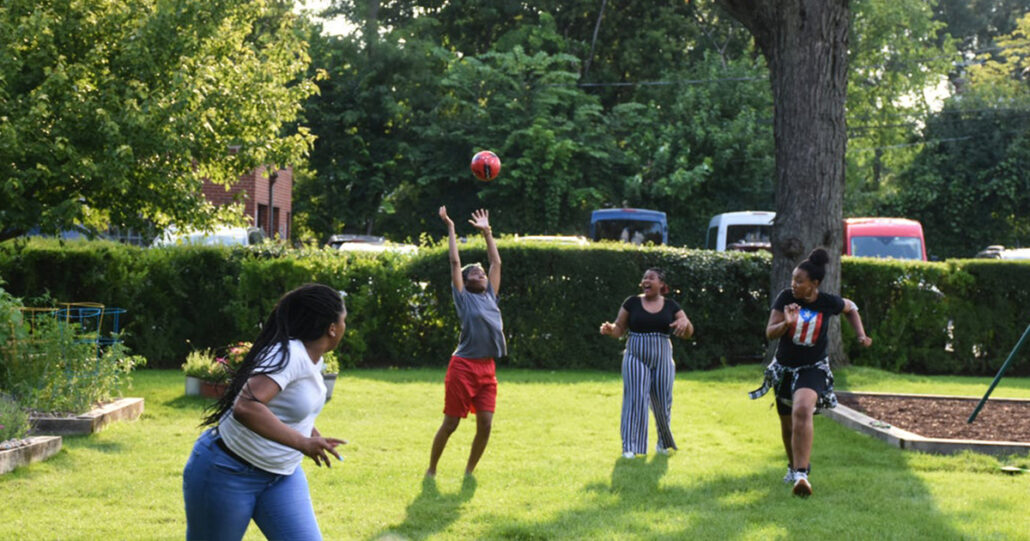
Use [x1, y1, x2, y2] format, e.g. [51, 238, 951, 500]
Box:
[774, 366, 828, 416]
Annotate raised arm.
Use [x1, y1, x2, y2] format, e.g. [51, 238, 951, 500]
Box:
[440, 206, 463, 291]
[470, 209, 501, 293]
[842, 298, 872, 347]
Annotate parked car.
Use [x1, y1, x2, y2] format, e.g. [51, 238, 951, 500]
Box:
[590, 208, 668, 245]
[844, 217, 927, 261]
[25, 225, 112, 241]
[328, 234, 418, 254]
[975, 245, 1030, 260]
[514, 235, 590, 246]
[151, 226, 266, 247]
[705, 211, 774, 252]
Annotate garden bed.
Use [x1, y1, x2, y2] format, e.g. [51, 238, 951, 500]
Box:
[0, 436, 62, 474]
[29, 397, 144, 436]
[825, 391, 1030, 456]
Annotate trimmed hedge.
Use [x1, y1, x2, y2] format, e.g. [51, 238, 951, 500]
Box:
[1, 238, 1028, 375]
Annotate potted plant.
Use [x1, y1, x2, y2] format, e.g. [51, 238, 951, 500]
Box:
[181, 349, 216, 396]
[203, 342, 251, 398]
[181, 342, 250, 398]
[322, 350, 340, 401]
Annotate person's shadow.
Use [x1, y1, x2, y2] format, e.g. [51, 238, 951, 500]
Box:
[608, 453, 669, 497]
[372, 474, 477, 540]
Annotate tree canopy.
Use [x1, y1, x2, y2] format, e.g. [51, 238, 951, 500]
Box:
[0, 0, 317, 241]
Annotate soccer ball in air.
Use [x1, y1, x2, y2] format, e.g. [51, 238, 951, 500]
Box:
[470, 150, 501, 181]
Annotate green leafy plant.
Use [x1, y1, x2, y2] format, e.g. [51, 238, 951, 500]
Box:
[323, 350, 340, 374]
[181, 349, 221, 382]
[0, 393, 30, 442]
[1, 285, 145, 414]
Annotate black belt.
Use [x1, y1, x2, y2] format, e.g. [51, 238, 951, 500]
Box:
[214, 436, 261, 470]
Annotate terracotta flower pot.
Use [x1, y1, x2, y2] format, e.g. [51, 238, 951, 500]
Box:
[199, 381, 228, 399]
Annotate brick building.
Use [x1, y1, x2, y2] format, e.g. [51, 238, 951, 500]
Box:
[201, 166, 293, 240]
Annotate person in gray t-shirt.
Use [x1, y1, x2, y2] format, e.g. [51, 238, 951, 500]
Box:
[426, 205, 504, 479]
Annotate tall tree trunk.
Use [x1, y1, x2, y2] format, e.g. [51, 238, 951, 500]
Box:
[718, 0, 850, 364]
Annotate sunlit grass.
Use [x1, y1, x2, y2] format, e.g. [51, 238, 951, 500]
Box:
[2, 366, 1028, 540]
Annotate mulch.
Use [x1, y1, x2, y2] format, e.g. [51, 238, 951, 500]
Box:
[837, 394, 1030, 442]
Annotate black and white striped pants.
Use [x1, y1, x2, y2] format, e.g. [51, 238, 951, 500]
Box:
[621, 332, 677, 454]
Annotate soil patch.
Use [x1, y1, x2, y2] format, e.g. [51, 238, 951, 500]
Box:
[837, 395, 1030, 442]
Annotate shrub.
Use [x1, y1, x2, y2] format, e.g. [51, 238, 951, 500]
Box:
[3, 238, 1030, 375]
[0, 393, 30, 442]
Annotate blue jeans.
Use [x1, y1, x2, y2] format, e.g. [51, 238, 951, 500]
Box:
[183, 429, 322, 540]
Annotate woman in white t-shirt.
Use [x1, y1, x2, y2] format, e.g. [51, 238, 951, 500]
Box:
[183, 283, 348, 541]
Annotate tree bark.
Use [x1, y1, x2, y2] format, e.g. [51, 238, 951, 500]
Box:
[718, 0, 850, 364]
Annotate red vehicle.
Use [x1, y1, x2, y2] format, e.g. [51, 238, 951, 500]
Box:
[843, 218, 927, 261]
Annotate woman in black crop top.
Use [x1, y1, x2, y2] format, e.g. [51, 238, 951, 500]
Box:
[750, 248, 871, 498]
[600, 268, 693, 459]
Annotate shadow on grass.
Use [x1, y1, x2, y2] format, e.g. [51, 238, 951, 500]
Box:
[162, 395, 211, 410]
[343, 367, 621, 386]
[480, 449, 963, 539]
[372, 474, 477, 540]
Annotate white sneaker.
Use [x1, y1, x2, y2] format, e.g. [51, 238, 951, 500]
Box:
[792, 471, 812, 498]
[622, 451, 636, 459]
[655, 444, 670, 456]
[783, 466, 797, 484]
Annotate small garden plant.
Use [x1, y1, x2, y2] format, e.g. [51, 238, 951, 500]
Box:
[323, 350, 340, 374]
[0, 393, 30, 443]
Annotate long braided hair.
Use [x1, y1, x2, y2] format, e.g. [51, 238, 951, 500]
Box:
[201, 283, 345, 427]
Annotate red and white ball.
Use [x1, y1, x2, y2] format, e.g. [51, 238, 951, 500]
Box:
[470, 150, 501, 181]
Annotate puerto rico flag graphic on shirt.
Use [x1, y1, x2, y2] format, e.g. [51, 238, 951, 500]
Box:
[791, 308, 823, 347]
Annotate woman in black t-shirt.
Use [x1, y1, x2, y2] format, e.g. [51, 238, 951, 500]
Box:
[600, 268, 693, 459]
[751, 248, 871, 498]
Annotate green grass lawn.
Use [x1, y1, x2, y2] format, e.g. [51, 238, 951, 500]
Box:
[2, 365, 1029, 540]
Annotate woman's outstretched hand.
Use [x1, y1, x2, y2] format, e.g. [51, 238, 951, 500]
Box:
[600, 322, 616, 335]
[669, 318, 693, 338]
[469, 209, 490, 232]
[302, 436, 347, 468]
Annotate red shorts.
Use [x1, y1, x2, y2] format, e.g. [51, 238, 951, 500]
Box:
[444, 356, 497, 418]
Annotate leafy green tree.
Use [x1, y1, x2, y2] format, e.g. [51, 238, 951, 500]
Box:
[844, 0, 957, 215]
[0, 0, 317, 241]
[614, 54, 774, 246]
[883, 13, 1030, 258]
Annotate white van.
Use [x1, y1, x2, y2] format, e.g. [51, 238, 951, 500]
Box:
[152, 226, 266, 247]
[706, 211, 775, 251]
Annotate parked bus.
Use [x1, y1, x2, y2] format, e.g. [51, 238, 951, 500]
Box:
[705, 211, 775, 252]
[590, 208, 668, 245]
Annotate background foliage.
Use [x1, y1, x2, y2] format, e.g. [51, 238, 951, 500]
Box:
[0, 0, 317, 241]
[294, 0, 1029, 258]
